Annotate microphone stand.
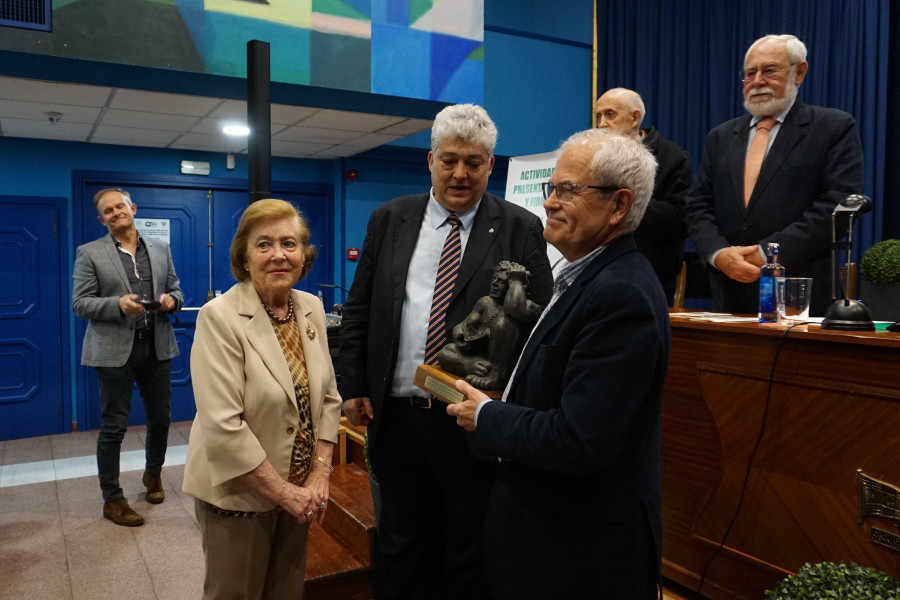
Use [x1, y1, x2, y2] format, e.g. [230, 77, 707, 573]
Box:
[316, 284, 350, 318]
[316, 283, 351, 294]
[821, 194, 875, 331]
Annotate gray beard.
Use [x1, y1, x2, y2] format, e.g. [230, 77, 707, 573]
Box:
[744, 79, 798, 117]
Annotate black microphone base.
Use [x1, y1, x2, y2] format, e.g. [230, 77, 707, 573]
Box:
[820, 298, 875, 331]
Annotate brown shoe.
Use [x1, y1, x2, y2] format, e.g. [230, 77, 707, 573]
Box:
[103, 497, 145, 527]
[142, 471, 166, 504]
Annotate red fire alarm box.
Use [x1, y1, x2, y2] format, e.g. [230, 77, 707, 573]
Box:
[347, 248, 359, 260]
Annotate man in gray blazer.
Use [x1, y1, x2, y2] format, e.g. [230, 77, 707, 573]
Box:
[73, 188, 184, 526]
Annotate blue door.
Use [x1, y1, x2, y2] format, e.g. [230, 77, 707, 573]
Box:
[74, 174, 333, 430]
[0, 196, 69, 440]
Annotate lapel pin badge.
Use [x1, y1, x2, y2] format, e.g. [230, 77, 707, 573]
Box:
[306, 324, 316, 340]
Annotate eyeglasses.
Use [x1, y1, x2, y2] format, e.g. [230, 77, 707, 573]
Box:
[541, 181, 622, 202]
[741, 64, 796, 84]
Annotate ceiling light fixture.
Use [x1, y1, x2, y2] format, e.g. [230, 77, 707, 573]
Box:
[222, 124, 250, 136]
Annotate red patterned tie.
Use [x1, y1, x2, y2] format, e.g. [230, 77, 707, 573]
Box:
[424, 214, 462, 365]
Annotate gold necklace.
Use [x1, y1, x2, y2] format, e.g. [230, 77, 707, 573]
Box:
[263, 297, 294, 324]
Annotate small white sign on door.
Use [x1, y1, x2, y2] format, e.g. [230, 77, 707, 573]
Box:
[138, 218, 170, 245]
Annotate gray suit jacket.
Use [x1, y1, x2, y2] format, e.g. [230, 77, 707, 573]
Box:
[73, 233, 184, 367]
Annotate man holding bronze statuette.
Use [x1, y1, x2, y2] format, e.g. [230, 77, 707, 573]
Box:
[340, 104, 553, 599]
[448, 128, 671, 600]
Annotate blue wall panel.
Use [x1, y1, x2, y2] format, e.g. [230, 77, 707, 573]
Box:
[486, 0, 593, 45]
[0, 137, 332, 198]
[483, 29, 592, 156]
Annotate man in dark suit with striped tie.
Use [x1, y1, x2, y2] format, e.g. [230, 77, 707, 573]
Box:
[340, 104, 553, 599]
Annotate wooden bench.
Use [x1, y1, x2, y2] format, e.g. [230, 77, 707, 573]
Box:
[305, 419, 375, 599]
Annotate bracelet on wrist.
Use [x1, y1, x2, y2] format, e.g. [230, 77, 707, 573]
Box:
[276, 480, 287, 505]
[314, 455, 334, 473]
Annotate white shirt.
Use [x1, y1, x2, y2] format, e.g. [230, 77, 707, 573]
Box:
[390, 191, 480, 397]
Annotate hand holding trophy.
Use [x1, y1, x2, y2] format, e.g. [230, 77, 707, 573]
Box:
[414, 261, 543, 402]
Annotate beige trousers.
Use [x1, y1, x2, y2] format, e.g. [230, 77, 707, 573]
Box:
[195, 498, 309, 600]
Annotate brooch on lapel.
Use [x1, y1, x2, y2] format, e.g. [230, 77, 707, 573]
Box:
[306, 324, 316, 340]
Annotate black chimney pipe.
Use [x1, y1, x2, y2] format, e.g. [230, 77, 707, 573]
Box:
[247, 40, 271, 204]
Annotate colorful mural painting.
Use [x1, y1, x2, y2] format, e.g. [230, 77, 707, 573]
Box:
[1, 0, 483, 104]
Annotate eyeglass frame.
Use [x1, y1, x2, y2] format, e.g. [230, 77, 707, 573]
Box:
[541, 181, 623, 202]
[740, 63, 797, 85]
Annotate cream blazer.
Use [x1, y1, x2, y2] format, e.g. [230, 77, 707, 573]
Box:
[182, 282, 342, 512]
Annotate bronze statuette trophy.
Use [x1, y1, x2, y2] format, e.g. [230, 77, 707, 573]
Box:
[414, 261, 543, 403]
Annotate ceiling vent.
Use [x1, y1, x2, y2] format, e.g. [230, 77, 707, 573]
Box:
[1, 0, 51, 32]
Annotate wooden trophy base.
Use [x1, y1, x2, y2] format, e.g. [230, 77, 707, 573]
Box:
[414, 364, 503, 404]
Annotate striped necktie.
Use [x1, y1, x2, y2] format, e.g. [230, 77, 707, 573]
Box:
[424, 213, 462, 365]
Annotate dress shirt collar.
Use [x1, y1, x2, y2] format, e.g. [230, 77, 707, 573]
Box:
[427, 188, 481, 231]
[113, 234, 148, 252]
[553, 244, 607, 290]
[748, 97, 796, 129]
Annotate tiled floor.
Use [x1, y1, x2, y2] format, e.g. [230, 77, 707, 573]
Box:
[1, 421, 700, 600]
[0, 422, 203, 600]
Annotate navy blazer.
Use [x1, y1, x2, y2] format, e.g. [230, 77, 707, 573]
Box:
[339, 192, 553, 446]
[474, 235, 670, 599]
[687, 100, 864, 314]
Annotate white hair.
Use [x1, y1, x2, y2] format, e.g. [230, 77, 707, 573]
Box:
[430, 104, 498, 155]
[745, 34, 808, 66]
[558, 129, 658, 234]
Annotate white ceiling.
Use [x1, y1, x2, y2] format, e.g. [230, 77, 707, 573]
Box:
[0, 76, 434, 159]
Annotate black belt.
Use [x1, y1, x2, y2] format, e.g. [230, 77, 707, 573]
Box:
[391, 395, 435, 409]
[134, 327, 153, 340]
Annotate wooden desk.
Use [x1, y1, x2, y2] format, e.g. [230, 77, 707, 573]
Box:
[662, 314, 900, 598]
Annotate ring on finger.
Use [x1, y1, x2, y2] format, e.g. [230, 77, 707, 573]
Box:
[305, 509, 313, 519]
[318, 502, 326, 511]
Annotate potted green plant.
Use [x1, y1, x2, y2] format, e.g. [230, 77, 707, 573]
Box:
[766, 562, 900, 599]
[859, 239, 900, 321]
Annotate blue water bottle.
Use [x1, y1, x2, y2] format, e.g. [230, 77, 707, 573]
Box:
[758, 243, 784, 323]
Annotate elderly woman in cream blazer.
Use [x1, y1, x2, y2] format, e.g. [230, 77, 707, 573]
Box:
[183, 199, 341, 600]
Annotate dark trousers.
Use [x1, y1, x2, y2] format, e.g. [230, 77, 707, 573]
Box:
[485, 465, 659, 600]
[95, 335, 171, 502]
[370, 398, 494, 600]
